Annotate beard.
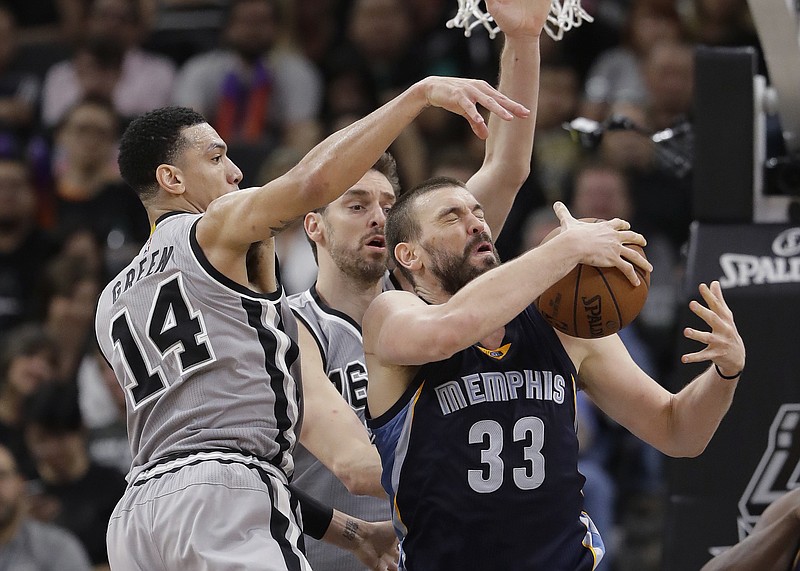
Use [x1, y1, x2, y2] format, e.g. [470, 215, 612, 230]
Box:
[328, 233, 387, 286]
[427, 232, 501, 296]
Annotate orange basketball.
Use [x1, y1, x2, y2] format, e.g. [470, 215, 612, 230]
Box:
[534, 220, 650, 339]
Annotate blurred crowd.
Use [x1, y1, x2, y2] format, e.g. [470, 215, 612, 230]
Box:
[0, 0, 764, 569]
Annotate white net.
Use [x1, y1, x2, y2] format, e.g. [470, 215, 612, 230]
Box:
[445, 0, 594, 41]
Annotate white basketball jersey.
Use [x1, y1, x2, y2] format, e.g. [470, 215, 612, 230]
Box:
[95, 212, 302, 484]
[289, 286, 391, 571]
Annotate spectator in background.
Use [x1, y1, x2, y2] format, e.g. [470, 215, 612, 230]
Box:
[0, 325, 58, 479]
[0, 442, 92, 571]
[40, 0, 176, 128]
[289, 0, 343, 68]
[580, 0, 684, 121]
[255, 146, 318, 295]
[172, 0, 323, 176]
[41, 97, 148, 273]
[24, 382, 126, 570]
[339, 0, 421, 101]
[686, 0, 760, 51]
[0, 155, 59, 336]
[77, 346, 130, 476]
[0, 6, 41, 143]
[38, 255, 102, 382]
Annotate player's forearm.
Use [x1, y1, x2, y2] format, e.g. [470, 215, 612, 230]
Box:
[288, 81, 431, 212]
[663, 365, 739, 457]
[700, 512, 800, 571]
[421, 234, 584, 358]
[331, 446, 386, 499]
[470, 36, 540, 235]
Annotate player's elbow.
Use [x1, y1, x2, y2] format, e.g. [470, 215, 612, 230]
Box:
[333, 459, 385, 498]
[287, 164, 332, 211]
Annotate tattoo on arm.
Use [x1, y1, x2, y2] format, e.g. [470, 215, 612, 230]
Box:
[343, 518, 359, 542]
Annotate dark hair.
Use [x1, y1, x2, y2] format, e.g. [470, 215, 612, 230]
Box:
[56, 94, 119, 136]
[23, 383, 83, 433]
[306, 152, 401, 262]
[118, 106, 207, 200]
[385, 175, 466, 283]
[0, 324, 58, 388]
[224, 0, 283, 27]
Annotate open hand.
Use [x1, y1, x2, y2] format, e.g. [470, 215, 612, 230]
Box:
[420, 76, 530, 140]
[682, 281, 746, 377]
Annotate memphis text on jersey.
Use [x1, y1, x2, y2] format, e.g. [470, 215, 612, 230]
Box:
[112, 246, 174, 302]
[435, 369, 567, 416]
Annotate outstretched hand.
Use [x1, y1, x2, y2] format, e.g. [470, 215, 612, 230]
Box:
[420, 76, 530, 140]
[681, 281, 746, 377]
[552, 201, 652, 286]
[486, 0, 554, 38]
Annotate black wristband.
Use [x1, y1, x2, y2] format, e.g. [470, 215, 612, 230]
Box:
[289, 484, 334, 540]
[715, 363, 743, 380]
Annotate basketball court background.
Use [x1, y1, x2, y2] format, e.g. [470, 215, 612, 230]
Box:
[662, 1, 800, 567]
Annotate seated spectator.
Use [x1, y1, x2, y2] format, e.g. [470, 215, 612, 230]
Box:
[580, 0, 684, 121]
[38, 254, 102, 382]
[140, 0, 226, 65]
[40, 97, 148, 273]
[0, 6, 41, 143]
[40, 0, 176, 127]
[171, 0, 323, 172]
[0, 324, 59, 479]
[0, 442, 91, 571]
[77, 347, 130, 477]
[0, 155, 59, 336]
[23, 383, 126, 570]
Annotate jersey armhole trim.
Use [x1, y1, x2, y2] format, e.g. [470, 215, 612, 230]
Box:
[189, 218, 283, 301]
[366, 377, 424, 429]
[292, 309, 328, 371]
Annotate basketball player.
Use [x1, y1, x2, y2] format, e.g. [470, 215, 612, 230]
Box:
[700, 487, 800, 571]
[363, 179, 746, 570]
[289, 0, 553, 568]
[94, 75, 530, 570]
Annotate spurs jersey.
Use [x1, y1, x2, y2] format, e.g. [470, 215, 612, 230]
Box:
[368, 304, 604, 571]
[95, 212, 301, 484]
[289, 285, 391, 571]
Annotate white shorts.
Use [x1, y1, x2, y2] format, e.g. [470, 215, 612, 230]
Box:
[107, 454, 311, 571]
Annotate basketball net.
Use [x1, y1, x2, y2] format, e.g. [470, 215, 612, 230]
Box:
[446, 0, 594, 41]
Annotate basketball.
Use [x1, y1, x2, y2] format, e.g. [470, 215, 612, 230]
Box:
[534, 220, 650, 339]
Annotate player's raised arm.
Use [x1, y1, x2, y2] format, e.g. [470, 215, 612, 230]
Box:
[466, 0, 551, 237]
[198, 76, 530, 255]
[565, 281, 746, 458]
[364, 199, 648, 368]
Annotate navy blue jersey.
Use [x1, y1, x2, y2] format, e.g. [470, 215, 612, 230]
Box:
[368, 305, 604, 571]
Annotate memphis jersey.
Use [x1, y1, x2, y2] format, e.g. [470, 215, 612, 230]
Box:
[368, 305, 604, 571]
[95, 212, 301, 484]
[289, 285, 391, 571]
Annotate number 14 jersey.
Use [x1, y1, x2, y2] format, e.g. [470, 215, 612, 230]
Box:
[95, 212, 301, 484]
[368, 304, 604, 571]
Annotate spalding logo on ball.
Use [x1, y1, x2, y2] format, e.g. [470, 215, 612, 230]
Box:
[535, 219, 650, 339]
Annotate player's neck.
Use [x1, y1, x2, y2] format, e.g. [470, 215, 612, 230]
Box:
[315, 268, 383, 325]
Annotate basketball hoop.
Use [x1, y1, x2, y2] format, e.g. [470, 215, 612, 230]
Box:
[446, 0, 594, 41]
